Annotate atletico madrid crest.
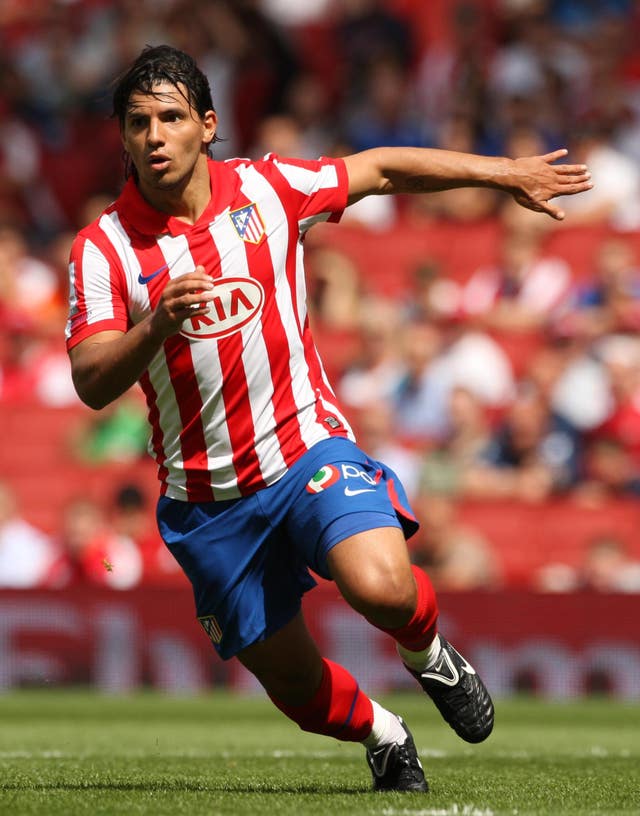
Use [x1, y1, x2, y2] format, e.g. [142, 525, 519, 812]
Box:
[199, 614, 223, 644]
[229, 203, 266, 244]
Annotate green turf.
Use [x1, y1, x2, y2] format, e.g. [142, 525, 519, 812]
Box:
[0, 691, 638, 815]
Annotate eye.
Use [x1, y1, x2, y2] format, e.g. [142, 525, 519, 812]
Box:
[127, 116, 146, 130]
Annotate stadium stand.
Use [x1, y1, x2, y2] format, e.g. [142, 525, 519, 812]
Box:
[2, 0, 640, 593]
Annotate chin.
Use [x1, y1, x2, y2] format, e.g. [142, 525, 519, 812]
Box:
[149, 174, 182, 191]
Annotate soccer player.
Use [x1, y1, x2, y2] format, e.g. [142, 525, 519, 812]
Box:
[66, 45, 592, 792]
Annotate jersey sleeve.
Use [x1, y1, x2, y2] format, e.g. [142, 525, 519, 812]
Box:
[65, 232, 129, 350]
[256, 154, 349, 234]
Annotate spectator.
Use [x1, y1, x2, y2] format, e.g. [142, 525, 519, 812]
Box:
[261, 0, 332, 28]
[413, 1, 493, 140]
[440, 326, 516, 409]
[403, 261, 454, 324]
[407, 113, 499, 223]
[558, 121, 640, 231]
[337, 298, 404, 409]
[70, 389, 149, 465]
[463, 381, 583, 502]
[577, 437, 640, 503]
[487, 7, 577, 152]
[527, 338, 611, 433]
[1, 0, 640, 602]
[457, 226, 572, 335]
[335, 0, 415, 102]
[410, 491, 502, 591]
[55, 495, 143, 590]
[110, 483, 182, 586]
[0, 222, 63, 332]
[350, 401, 422, 501]
[536, 534, 640, 593]
[343, 54, 429, 154]
[307, 244, 362, 334]
[555, 237, 640, 340]
[283, 73, 335, 160]
[0, 480, 58, 587]
[249, 114, 309, 160]
[590, 334, 640, 468]
[578, 535, 640, 592]
[418, 386, 494, 497]
[0, 92, 53, 231]
[389, 318, 451, 445]
[389, 320, 514, 446]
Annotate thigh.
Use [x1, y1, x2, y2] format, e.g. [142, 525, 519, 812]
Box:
[285, 440, 419, 579]
[237, 611, 324, 705]
[326, 525, 416, 628]
[157, 494, 316, 660]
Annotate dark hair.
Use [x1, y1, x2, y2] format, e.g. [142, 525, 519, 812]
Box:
[114, 483, 146, 511]
[112, 44, 220, 177]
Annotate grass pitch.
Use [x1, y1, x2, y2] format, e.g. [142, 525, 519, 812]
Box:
[0, 691, 638, 815]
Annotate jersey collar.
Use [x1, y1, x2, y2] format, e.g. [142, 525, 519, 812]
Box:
[116, 159, 239, 237]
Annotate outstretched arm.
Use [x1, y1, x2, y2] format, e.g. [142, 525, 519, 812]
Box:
[343, 147, 592, 220]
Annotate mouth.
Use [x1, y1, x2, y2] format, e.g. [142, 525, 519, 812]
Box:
[148, 154, 170, 172]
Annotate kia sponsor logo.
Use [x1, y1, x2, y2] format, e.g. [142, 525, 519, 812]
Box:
[180, 277, 265, 340]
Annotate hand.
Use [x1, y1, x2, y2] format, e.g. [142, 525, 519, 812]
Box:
[150, 266, 215, 340]
[509, 149, 592, 220]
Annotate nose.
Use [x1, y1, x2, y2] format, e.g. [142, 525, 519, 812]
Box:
[147, 118, 164, 147]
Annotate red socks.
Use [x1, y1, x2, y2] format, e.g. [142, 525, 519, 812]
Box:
[375, 565, 439, 651]
[268, 567, 437, 742]
[269, 657, 374, 742]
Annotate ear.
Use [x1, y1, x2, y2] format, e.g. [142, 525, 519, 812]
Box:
[202, 110, 218, 146]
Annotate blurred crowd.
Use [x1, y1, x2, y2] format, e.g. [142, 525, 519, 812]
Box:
[2, 0, 640, 592]
[0, 478, 184, 589]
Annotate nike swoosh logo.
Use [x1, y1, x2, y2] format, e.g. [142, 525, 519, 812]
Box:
[344, 487, 376, 496]
[421, 651, 459, 686]
[138, 263, 168, 285]
[420, 648, 477, 687]
[457, 654, 476, 676]
[369, 744, 393, 776]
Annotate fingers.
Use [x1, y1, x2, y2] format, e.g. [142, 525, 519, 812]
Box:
[541, 148, 568, 163]
[540, 201, 565, 220]
[556, 179, 593, 195]
[171, 266, 212, 286]
[168, 285, 215, 316]
[160, 269, 216, 319]
[554, 164, 589, 176]
[521, 195, 565, 220]
[543, 163, 593, 204]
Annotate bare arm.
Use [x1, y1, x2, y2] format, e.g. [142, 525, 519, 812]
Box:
[69, 268, 215, 410]
[343, 147, 592, 220]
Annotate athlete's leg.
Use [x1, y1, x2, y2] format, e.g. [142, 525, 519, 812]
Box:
[236, 609, 428, 791]
[326, 525, 439, 649]
[237, 610, 376, 740]
[327, 525, 494, 744]
[236, 611, 324, 705]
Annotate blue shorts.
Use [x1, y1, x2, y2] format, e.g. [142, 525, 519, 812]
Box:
[157, 437, 419, 659]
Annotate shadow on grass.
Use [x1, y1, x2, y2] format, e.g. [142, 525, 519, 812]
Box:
[1, 781, 371, 795]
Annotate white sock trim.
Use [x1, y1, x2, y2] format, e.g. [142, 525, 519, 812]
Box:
[361, 701, 407, 748]
[397, 633, 442, 672]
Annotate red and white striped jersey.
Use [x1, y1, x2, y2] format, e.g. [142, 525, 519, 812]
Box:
[66, 154, 356, 501]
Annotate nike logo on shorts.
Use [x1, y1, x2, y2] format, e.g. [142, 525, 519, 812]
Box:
[138, 263, 168, 285]
[344, 486, 376, 497]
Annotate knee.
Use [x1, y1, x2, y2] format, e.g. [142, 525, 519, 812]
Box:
[342, 562, 417, 628]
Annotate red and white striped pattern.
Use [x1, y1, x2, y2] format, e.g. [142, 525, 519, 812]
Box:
[66, 155, 355, 501]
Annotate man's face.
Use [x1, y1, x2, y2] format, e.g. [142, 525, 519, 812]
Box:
[121, 82, 216, 195]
